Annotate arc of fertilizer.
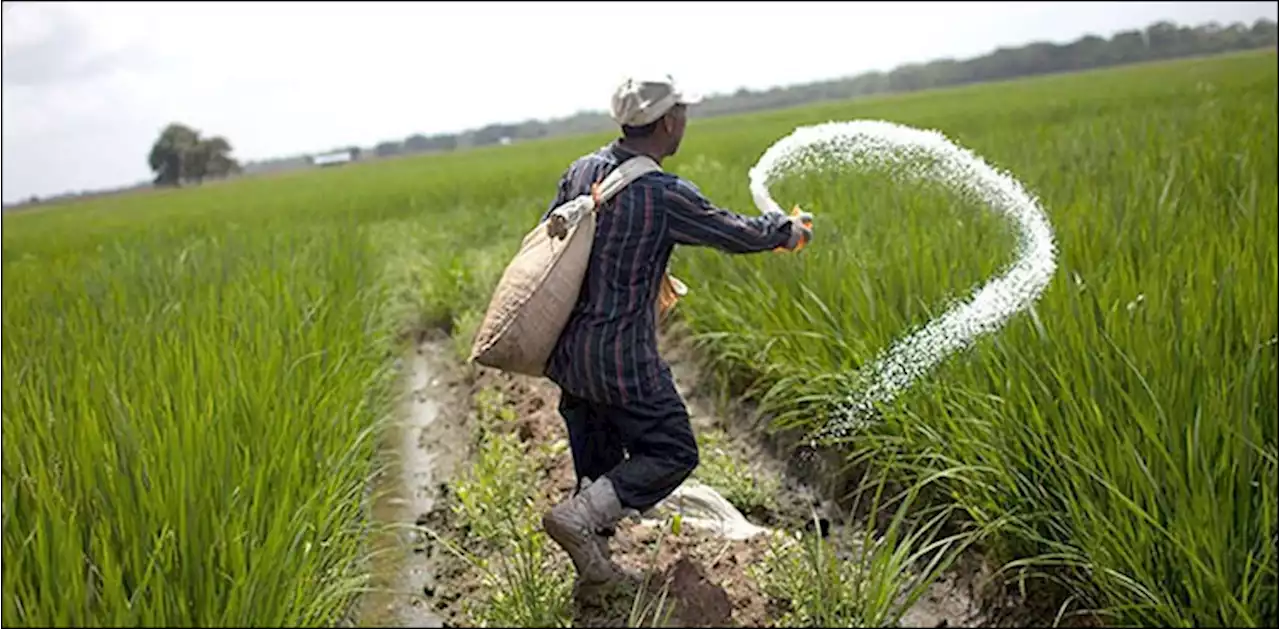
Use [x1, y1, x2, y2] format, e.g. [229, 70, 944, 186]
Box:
[747, 120, 1058, 438]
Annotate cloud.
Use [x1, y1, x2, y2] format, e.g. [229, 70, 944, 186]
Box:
[1, 3, 151, 89]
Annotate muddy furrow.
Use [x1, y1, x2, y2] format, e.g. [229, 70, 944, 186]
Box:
[358, 333, 1013, 627]
[355, 337, 469, 628]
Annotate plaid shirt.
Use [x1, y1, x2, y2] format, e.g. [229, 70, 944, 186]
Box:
[540, 140, 794, 406]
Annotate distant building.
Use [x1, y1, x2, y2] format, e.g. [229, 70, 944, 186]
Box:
[310, 148, 358, 168]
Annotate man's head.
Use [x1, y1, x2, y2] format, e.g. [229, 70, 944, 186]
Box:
[610, 75, 701, 158]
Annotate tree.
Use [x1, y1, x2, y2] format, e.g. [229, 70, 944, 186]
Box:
[148, 123, 199, 187]
[147, 123, 241, 187]
[198, 136, 239, 180]
[472, 123, 518, 147]
[404, 134, 431, 153]
[374, 141, 402, 157]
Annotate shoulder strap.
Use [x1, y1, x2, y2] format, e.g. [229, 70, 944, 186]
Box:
[593, 155, 661, 205]
[543, 155, 662, 240]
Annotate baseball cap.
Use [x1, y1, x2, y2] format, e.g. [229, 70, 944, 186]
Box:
[609, 75, 703, 127]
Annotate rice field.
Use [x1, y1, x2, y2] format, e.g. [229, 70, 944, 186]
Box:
[2, 50, 1276, 627]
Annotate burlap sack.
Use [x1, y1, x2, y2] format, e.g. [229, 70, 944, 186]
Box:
[469, 156, 661, 376]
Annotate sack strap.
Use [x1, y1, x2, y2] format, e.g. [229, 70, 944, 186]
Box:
[545, 155, 661, 240]
[592, 155, 661, 206]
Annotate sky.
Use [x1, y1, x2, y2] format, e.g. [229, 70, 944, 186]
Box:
[2, 1, 1277, 203]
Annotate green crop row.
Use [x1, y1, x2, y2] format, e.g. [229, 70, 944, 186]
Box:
[2, 50, 1274, 627]
[672, 52, 1278, 627]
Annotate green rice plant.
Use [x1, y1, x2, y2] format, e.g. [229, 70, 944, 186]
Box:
[750, 462, 987, 628]
[678, 51, 1278, 626]
[1, 222, 401, 626]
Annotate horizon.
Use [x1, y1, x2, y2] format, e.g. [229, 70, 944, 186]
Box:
[3, 1, 1278, 204]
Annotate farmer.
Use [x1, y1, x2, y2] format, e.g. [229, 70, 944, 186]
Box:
[539, 75, 813, 594]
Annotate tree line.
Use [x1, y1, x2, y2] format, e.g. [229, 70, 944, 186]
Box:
[290, 17, 1274, 169]
[157, 17, 1277, 183]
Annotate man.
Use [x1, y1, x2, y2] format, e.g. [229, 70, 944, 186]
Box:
[539, 75, 812, 594]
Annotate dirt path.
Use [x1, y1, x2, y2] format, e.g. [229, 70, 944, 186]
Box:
[360, 334, 999, 627]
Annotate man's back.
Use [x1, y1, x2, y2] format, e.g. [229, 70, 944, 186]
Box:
[541, 141, 674, 406]
[541, 140, 796, 406]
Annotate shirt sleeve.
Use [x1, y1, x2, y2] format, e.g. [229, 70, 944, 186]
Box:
[662, 178, 793, 253]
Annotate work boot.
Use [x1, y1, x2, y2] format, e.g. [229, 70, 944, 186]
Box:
[575, 477, 644, 581]
[577, 477, 621, 562]
[544, 476, 627, 590]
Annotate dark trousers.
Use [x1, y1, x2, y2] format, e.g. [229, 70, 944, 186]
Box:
[557, 388, 699, 515]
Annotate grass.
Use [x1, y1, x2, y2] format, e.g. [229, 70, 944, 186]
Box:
[2, 50, 1275, 626]
[751, 464, 986, 628]
[675, 51, 1279, 627]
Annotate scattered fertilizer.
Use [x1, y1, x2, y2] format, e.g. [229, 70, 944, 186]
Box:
[748, 120, 1058, 440]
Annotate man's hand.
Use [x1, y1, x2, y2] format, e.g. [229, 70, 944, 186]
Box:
[778, 208, 814, 252]
[657, 273, 688, 319]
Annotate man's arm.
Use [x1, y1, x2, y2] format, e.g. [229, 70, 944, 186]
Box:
[663, 178, 794, 254]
